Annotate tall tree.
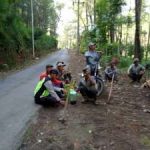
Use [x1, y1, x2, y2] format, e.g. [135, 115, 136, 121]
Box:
[95, 0, 125, 44]
[0, 0, 59, 67]
[108, 0, 125, 43]
[134, 0, 142, 60]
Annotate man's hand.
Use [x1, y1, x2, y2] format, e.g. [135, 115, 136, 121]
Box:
[139, 70, 145, 75]
[76, 89, 80, 93]
[61, 89, 67, 94]
[89, 77, 96, 85]
[59, 100, 65, 106]
[97, 51, 103, 55]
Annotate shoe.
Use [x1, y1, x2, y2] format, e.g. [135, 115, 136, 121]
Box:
[81, 99, 89, 104]
[93, 101, 99, 105]
[130, 80, 135, 84]
[137, 80, 141, 83]
[92, 98, 98, 105]
[81, 95, 89, 104]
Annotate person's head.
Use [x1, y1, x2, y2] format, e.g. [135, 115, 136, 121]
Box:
[46, 64, 53, 74]
[82, 67, 91, 79]
[88, 42, 96, 51]
[111, 57, 119, 66]
[50, 69, 59, 79]
[133, 58, 139, 66]
[56, 61, 66, 71]
[110, 61, 115, 68]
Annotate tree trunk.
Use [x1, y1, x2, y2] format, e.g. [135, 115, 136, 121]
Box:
[94, 0, 96, 25]
[134, 0, 142, 61]
[119, 24, 122, 45]
[85, 2, 89, 30]
[146, 22, 150, 60]
[110, 24, 115, 43]
[89, 15, 93, 28]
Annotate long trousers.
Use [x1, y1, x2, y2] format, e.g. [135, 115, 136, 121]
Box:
[79, 86, 97, 100]
[34, 95, 59, 107]
[128, 73, 143, 82]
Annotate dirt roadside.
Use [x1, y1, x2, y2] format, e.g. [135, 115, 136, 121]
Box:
[0, 50, 57, 79]
[19, 50, 150, 150]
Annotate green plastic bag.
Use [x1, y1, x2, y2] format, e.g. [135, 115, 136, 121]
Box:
[69, 89, 77, 105]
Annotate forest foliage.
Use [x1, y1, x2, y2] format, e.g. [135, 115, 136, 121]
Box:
[78, 0, 150, 67]
[0, 0, 59, 69]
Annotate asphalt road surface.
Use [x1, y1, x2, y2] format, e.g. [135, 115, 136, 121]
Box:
[0, 49, 69, 150]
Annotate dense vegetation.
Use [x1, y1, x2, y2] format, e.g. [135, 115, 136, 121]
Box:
[1, 0, 150, 69]
[77, 0, 150, 67]
[0, 0, 59, 69]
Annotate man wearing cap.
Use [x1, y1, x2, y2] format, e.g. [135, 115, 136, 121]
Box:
[34, 69, 65, 107]
[39, 64, 53, 80]
[77, 67, 98, 105]
[128, 58, 145, 82]
[85, 42, 101, 75]
[56, 61, 66, 80]
[56, 61, 72, 84]
[50, 69, 66, 98]
[105, 61, 118, 82]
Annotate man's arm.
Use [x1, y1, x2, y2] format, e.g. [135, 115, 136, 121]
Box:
[86, 56, 97, 65]
[127, 64, 133, 74]
[139, 64, 145, 74]
[89, 76, 97, 85]
[39, 72, 46, 80]
[44, 81, 61, 101]
[141, 65, 145, 71]
[105, 67, 109, 74]
[53, 86, 62, 92]
[94, 52, 101, 61]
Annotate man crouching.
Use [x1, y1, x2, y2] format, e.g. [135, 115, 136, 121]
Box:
[77, 67, 98, 105]
[34, 69, 65, 107]
[128, 58, 145, 83]
[105, 61, 118, 82]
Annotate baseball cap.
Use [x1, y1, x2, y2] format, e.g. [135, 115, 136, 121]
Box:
[56, 61, 66, 67]
[88, 42, 95, 47]
[133, 58, 139, 63]
[50, 69, 59, 75]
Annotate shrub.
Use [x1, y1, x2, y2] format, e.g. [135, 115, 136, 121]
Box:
[105, 43, 119, 55]
[100, 55, 112, 67]
[118, 57, 132, 68]
[35, 35, 57, 51]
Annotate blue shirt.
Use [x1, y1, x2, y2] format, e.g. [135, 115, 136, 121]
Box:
[85, 50, 100, 66]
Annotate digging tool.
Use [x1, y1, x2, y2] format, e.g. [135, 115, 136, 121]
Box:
[107, 73, 115, 104]
[58, 81, 76, 123]
[58, 93, 69, 123]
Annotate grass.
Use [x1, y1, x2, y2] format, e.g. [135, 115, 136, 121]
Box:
[140, 135, 150, 147]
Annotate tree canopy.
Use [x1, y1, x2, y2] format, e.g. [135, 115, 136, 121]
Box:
[0, 0, 60, 68]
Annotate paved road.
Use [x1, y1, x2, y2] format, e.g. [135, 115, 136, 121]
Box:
[0, 49, 69, 150]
